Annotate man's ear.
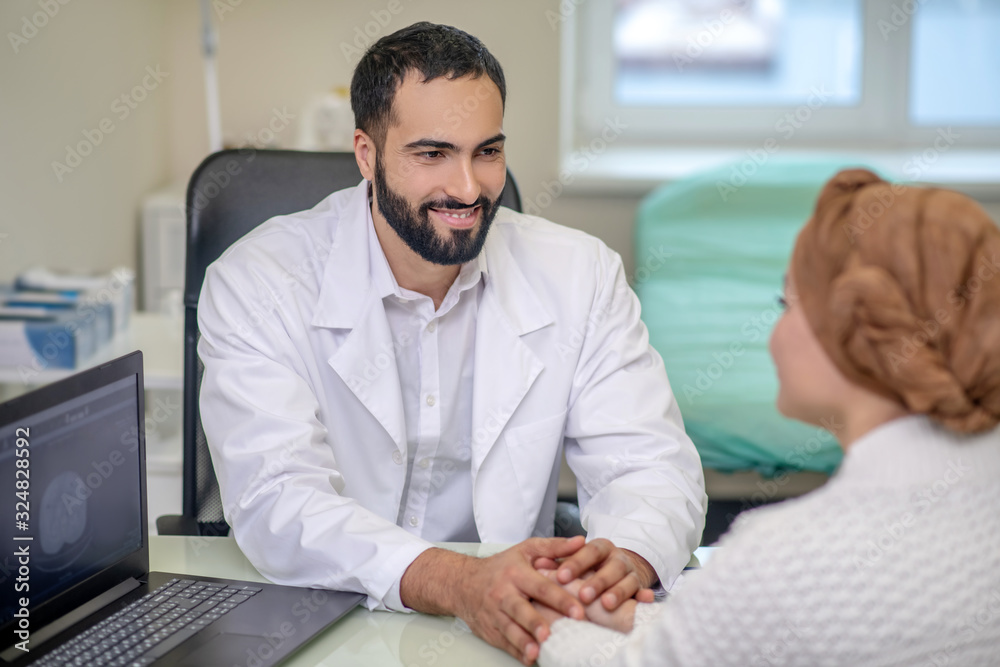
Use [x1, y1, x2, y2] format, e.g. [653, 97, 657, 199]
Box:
[354, 129, 376, 181]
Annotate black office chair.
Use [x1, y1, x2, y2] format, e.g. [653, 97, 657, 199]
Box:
[156, 149, 523, 536]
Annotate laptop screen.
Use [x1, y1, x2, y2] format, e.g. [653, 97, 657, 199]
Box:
[0, 373, 143, 626]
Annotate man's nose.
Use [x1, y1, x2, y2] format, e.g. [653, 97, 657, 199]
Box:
[444, 158, 481, 206]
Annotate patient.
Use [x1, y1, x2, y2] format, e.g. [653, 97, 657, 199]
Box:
[535, 169, 1000, 666]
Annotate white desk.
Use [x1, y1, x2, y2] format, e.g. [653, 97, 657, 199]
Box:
[149, 536, 714, 666]
[150, 536, 525, 666]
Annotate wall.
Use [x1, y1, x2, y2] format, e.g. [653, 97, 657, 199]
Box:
[161, 0, 640, 272]
[2, 0, 998, 285]
[0, 0, 171, 283]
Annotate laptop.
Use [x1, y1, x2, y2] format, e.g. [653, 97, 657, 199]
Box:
[0, 351, 363, 666]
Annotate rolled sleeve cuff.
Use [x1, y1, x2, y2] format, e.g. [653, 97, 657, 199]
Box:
[365, 540, 435, 612]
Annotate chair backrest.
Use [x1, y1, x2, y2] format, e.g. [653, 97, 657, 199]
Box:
[182, 149, 522, 534]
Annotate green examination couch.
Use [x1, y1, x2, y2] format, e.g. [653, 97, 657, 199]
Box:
[635, 158, 876, 478]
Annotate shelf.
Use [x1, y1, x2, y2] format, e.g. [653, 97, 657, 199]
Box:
[0, 312, 184, 390]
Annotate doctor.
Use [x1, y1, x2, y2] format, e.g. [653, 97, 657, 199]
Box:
[197, 21, 706, 666]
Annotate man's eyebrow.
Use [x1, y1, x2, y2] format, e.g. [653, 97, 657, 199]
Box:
[476, 133, 506, 149]
[403, 139, 458, 151]
[402, 133, 506, 152]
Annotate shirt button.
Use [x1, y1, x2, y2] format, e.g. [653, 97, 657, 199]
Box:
[426, 394, 436, 407]
[409, 516, 419, 527]
[427, 321, 437, 333]
[392, 451, 403, 465]
[418, 458, 430, 469]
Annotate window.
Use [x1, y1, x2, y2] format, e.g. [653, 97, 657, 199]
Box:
[910, 0, 1000, 126]
[564, 0, 1000, 160]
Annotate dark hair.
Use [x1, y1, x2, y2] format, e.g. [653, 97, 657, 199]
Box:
[350, 21, 506, 148]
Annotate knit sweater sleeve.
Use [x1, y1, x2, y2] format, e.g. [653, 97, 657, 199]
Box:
[538, 500, 826, 667]
[540, 423, 1000, 667]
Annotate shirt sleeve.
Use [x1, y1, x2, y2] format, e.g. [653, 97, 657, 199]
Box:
[563, 248, 707, 588]
[198, 260, 433, 611]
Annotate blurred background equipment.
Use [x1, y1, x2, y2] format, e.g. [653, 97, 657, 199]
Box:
[296, 86, 356, 151]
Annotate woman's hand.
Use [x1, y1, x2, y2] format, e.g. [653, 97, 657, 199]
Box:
[535, 569, 638, 633]
[581, 597, 637, 634]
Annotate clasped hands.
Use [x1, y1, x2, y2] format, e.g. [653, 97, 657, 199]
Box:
[400, 535, 655, 665]
[532, 535, 652, 634]
[456, 536, 654, 665]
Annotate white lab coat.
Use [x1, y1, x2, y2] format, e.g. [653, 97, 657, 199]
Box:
[197, 180, 707, 611]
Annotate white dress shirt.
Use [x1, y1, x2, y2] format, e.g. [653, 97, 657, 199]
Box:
[366, 205, 485, 542]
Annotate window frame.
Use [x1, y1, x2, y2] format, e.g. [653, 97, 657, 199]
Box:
[563, 0, 1000, 157]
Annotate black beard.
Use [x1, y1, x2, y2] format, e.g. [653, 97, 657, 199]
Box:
[373, 156, 499, 266]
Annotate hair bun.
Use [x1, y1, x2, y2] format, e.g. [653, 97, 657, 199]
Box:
[792, 169, 1000, 433]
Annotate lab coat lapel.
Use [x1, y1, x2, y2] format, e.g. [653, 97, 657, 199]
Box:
[314, 181, 407, 456]
[327, 298, 407, 455]
[470, 229, 554, 474]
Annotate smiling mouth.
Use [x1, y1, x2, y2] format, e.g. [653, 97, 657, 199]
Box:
[429, 206, 480, 229]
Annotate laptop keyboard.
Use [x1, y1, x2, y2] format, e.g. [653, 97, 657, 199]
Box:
[28, 578, 262, 667]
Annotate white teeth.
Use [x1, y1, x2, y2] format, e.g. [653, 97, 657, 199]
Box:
[438, 209, 473, 219]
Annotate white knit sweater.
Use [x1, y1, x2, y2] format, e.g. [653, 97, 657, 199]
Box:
[540, 416, 1000, 667]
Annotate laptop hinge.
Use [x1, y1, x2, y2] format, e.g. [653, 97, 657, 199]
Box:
[0, 578, 141, 662]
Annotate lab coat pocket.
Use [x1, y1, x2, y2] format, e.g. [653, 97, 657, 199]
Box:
[503, 410, 568, 531]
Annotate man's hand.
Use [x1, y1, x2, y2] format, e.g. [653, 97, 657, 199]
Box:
[544, 538, 657, 611]
[399, 536, 588, 666]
